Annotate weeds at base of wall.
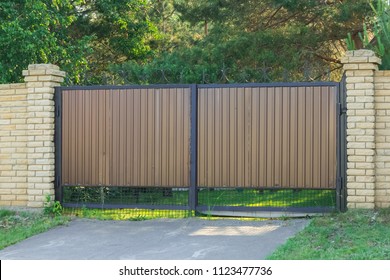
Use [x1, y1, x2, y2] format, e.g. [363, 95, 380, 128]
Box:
[268, 208, 390, 259]
[0, 208, 69, 250]
[43, 195, 63, 217]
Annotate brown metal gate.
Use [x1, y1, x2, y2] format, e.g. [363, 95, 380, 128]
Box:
[60, 87, 191, 188]
[197, 85, 337, 189]
[55, 82, 346, 213]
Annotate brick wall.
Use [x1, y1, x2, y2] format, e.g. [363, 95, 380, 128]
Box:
[374, 70, 390, 208]
[0, 64, 65, 207]
[342, 49, 390, 209]
[0, 83, 29, 206]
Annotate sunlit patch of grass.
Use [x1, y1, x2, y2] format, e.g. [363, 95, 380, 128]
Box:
[62, 187, 336, 221]
[64, 207, 192, 220]
[197, 189, 335, 208]
[64, 186, 335, 209]
[268, 209, 390, 260]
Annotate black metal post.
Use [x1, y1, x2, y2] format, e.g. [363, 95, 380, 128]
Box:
[336, 76, 347, 212]
[189, 84, 198, 213]
[54, 87, 63, 202]
[341, 76, 347, 212]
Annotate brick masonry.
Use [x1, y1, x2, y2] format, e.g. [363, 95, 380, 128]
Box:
[0, 64, 65, 207]
[342, 49, 390, 209]
[0, 83, 29, 206]
[374, 70, 390, 208]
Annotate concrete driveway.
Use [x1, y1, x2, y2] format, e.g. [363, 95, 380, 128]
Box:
[0, 218, 308, 260]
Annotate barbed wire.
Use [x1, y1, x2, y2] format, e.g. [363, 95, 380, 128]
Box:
[64, 63, 338, 86]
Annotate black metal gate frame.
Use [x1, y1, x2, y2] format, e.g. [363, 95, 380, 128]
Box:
[54, 81, 347, 213]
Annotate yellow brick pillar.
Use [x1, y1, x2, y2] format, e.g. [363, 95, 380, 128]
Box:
[23, 64, 66, 207]
[341, 50, 381, 209]
[373, 70, 390, 208]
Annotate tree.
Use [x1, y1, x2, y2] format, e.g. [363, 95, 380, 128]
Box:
[0, 0, 92, 83]
[110, 0, 374, 84]
[74, 0, 157, 83]
[347, 0, 390, 69]
[0, 0, 376, 84]
[0, 0, 158, 84]
[147, 0, 199, 53]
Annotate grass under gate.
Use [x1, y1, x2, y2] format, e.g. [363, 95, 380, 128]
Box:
[267, 209, 390, 260]
[0, 209, 70, 250]
[62, 187, 336, 220]
[63, 186, 336, 208]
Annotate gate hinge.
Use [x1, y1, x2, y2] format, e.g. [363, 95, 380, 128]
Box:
[338, 103, 347, 116]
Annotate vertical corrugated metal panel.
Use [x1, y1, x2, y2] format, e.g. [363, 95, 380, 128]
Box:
[61, 84, 336, 190]
[197, 85, 337, 189]
[329, 87, 337, 187]
[297, 87, 305, 187]
[258, 88, 267, 186]
[62, 90, 69, 185]
[250, 88, 259, 186]
[198, 90, 205, 186]
[304, 87, 313, 187]
[61, 87, 191, 187]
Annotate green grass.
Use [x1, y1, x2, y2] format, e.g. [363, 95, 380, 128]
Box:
[268, 209, 390, 260]
[65, 207, 192, 220]
[63, 186, 336, 208]
[62, 187, 335, 220]
[198, 189, 335, 208]
[0, 209, 70, 250]
[62, 186, 336, 221]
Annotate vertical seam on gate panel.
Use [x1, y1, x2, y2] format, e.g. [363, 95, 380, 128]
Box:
[54, 87, 62, 202]
[300, 87, 307, 188]
[265, 89, 268, 186]
[320, 86, 323, 188]
[327, 87, 331, 189]
[82, 90, 86, 185]
[189, 84, 198, 211]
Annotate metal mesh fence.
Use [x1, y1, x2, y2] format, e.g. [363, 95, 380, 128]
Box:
[197, 188, 336, 208]
[62, 186, 336, 219]
[63, 186, 189, 206]
[63, 208, 193, 220]
[63, 186, 191, 219]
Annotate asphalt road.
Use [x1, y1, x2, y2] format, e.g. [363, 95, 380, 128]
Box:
[0, 218, 308, 260]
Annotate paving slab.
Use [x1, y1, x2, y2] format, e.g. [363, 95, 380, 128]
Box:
[0, 218, 309, 260]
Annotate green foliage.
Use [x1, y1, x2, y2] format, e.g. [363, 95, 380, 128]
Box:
[347, 0, 390, 69]
[0, 209, 69, 250]
[0, 0, 92, 84]
[43, 195, 63, 217]
[75, 0, 158, 84]
[346, 33, 356, 50]
[0, 0, 157, 84]
[110, 0, 372, 83]
[64, 186, 335, 209]
[268, 209, 390, 259]
[128, 215, 148, 221]
[369, 0, 390, 67]
[0, 0, 377, 84]
[68, 207, 190, 220]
